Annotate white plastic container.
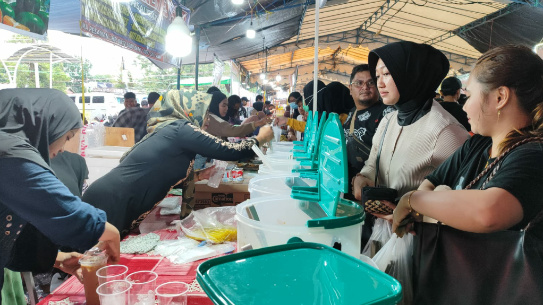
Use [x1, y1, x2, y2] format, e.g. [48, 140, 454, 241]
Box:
[236, 196, 363, 258]
[268, 143, 293, 153]
[257, 159, 301, 175]
[265, 150, 293, 161]
[248, 173, 315, 198]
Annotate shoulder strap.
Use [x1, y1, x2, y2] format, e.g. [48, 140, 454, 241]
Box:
[349, 110, 358, 135]
[374, 116, 392, 186]
[465, 137, 543, 190]
[463, 136, 543, 230]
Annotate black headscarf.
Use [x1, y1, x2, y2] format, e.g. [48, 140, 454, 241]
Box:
[303, 80, 329, 113]
[253, 101, 264, 112]
[326, 81, 355, 114]
[208, 91, 228, 121]
[368, 41, 449, 126]
[227, 95, 241, 120]
[0, 89, 82, 171]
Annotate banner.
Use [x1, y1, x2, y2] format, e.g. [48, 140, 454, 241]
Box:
[230, 60, 241, 95]
[81, 0, 189, 67]
[0, 0, 50, 40]
[212, 55, 224, 87]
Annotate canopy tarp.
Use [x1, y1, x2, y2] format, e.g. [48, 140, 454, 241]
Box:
[44, 0, 543, 91]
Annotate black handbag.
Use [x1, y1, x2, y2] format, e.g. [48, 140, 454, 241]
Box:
[412, 137, 543, 305]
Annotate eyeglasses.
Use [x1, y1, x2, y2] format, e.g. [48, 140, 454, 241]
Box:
[351, 80, 375, 88]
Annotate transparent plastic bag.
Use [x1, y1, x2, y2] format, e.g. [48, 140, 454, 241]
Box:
[362, 218, 393, 258]
[207, 160, 228, 188]
[180, 206, 237, 243]
[373, 233, 414, 305]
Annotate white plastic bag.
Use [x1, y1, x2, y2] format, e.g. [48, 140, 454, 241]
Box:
[372, 233, 414, 305]
[362, 218, 392, 258]
[180, 206, 237, 243]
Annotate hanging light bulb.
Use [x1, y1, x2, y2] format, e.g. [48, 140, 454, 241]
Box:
[260, 73, 266, 80]
[165, 16, 192, 57]
[232, 0, 244, 4]
[275, 74, 282, 82]
[246, 21, 256, 39]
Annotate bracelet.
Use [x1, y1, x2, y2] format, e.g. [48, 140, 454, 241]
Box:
[408, 190, 420, 216]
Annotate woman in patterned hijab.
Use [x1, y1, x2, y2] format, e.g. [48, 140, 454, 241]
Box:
[83, 89, 274, 235]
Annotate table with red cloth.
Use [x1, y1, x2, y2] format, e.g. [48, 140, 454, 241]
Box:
[38, 229, 215, 305]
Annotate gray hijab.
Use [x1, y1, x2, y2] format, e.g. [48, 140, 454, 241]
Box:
[0, 89, 82, 171]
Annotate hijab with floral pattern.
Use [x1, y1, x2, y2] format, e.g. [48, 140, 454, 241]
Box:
[147, 89, 212, 133]
[121, 89, 212, 161]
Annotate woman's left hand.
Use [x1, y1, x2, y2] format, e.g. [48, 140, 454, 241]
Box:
[392, 191, 423, 236]
[370, 200, 396, 224]
[55, 252, 84, 282]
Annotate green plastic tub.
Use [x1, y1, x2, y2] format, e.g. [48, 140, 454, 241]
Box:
[197, 242, 402, 305]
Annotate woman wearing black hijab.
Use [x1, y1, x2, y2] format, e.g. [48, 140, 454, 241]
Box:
[303, 80, 331, 120]
[205, 92, 268, 139]
[352, 41, 469, 211]
[83, 90, 273, 234]
[0, 89, 120, 296]
[326, 81, 355, 123]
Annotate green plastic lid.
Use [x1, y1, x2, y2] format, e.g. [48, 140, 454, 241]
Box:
[291, 113, 364, 228]
[197, 242, 402, 305]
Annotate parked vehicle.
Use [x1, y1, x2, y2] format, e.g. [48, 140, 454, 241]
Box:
[68, 93, 123, 121]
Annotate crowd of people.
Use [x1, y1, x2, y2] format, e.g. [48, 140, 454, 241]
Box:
[1, 41, 542, 304]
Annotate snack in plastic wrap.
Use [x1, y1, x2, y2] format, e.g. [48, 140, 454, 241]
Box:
[180, 206, 237, 243]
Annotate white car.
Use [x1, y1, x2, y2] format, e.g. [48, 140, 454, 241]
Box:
[68, 93, 124, 120]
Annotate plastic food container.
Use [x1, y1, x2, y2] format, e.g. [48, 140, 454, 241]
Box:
[248, 174, 314, 198]
[197, 242, 402, 305]
[257, 159, 301, 175]
[236, 195, 364, 257]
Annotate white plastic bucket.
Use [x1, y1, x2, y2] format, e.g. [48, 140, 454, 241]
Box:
[236, 196, 363, 257]
[248, 173, 315, 198]
[257, 159, 301, 175]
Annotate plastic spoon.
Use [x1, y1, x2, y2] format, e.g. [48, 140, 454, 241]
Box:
[252, 145, 273, 169]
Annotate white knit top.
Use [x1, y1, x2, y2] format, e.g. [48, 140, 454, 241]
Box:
[360, 101, 470, 196]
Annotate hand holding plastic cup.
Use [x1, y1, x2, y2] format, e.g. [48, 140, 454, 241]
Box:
[97, 265, 128, 286]
[155, 281, 189, 305]
[126, 271, 158, 305]
[96, 280, 131, 305]
[80, 248, 108, 305]
[272, 125, 282, 142]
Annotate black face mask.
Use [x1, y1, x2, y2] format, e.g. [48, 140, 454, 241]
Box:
[369, 41, 450, 126]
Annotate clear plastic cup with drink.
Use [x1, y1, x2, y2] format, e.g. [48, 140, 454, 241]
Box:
[79, 248, 108, 305]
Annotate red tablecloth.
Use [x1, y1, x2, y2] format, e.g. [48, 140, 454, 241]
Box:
[38, 229, 214, 305]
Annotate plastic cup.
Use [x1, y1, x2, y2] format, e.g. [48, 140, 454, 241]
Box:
[97, 265, 129, 286]
[207, 160, 228, 188]
[96, 280, 131, 305]
[80, 250, 108, 305]
[126, 271, 158, 305]
[272, 125, 282, 142]
[155, 281, 189, 305]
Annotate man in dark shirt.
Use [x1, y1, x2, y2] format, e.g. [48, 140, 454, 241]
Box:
[112, 106, 150, 143]
[147, 92, 160, 108]
[239, 96, 249, 119]
[439, 76, 470, 131]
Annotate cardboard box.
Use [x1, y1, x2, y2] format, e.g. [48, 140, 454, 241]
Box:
[193, 178, 250, 210]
